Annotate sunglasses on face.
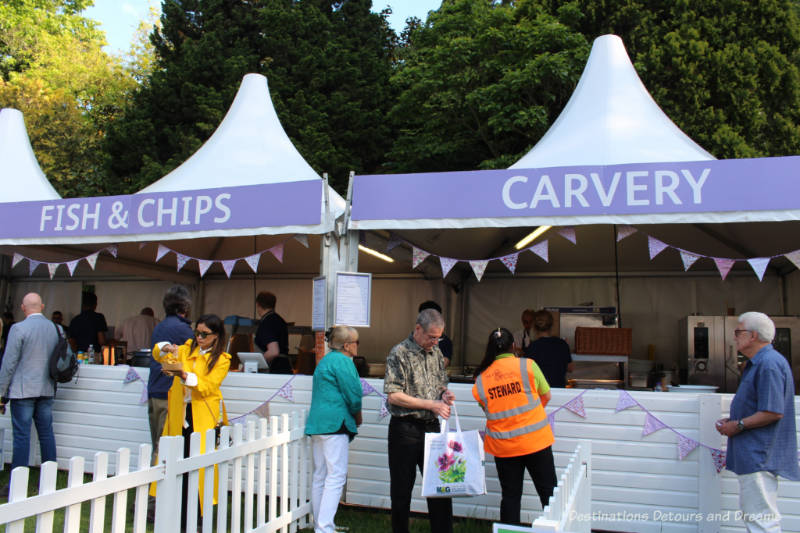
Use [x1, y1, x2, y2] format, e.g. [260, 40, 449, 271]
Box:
[195, 330, 216, 339]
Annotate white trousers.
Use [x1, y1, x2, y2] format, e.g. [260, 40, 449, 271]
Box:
[311, 434, 349, 533]
[738, 471, 781, 533]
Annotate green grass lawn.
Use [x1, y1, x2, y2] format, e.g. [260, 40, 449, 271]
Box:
[2, 466, 493, 532]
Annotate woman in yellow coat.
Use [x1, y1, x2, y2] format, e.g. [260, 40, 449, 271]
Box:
[152, 313, 231, 521]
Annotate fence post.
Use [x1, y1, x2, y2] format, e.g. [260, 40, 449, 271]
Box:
[154, 436, 183, 533]
[63, 456, 85, 533]
[36, 461, 58, 531]
[698, 394, 723, 533]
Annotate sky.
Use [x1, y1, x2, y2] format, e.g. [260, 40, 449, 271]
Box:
[83, 0, 443, 55]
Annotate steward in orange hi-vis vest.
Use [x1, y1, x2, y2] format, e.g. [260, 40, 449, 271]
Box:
[472, 356, 554, 458]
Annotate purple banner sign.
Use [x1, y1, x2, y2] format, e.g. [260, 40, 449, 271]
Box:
[0, 180, 322, 239]
[351, 157, 800, 221]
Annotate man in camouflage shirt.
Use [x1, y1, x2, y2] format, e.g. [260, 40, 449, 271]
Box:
[384, 308, 455, 533]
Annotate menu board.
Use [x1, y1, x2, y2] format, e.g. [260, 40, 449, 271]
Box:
[334, 272, 371, 327]
[312, 276, 326, 331]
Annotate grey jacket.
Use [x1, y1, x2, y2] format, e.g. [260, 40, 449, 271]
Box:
[0, 313, 59, 399]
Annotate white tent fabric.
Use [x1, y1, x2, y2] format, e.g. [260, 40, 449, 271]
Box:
[138, 73, 345, 238]
[510, 34, 715, 168]
[0, 108, 61, 202]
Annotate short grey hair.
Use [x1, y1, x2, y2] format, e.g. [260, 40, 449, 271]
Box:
[416, 309, 444, 331]
[738, 312, 775, 343]
[329, 325, 358, 351]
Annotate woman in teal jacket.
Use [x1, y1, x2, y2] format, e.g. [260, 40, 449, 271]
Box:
[305, 325, 363, 533]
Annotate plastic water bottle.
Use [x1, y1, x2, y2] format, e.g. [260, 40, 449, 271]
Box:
[88, 344, 95, 364]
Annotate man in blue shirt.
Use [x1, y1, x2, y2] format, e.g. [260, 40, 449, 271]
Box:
[716, 311, 800, 533]
[148, 285, 193, 458]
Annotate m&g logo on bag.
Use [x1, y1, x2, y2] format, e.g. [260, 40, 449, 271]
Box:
[436, 486, 451, 494]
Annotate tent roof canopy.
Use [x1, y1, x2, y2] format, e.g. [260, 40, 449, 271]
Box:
[0, 108, 61, 202]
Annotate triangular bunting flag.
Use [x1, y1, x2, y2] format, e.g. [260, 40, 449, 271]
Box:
[714, 258, 736, 280]
[564, 394, 586, 418]
[556, 227, 577, 244]
[138, 242, 147, 250]
[440, 257, 459, 278]
[361, 379, 375, 396]
[648, 236, 668, 259]
[155, 244, 170, 262]
[252, 403, 270, 419]
[615, 390, 638, 413]
[175, 253, 190, 272]
[547, 412, 556, 431]
[412, 246, 430, 269]
[386, 232, 403, 252]
[29, 260, 41, 275]
[106, 245, 118, 258]
[616, 225, 637, 242]
[86, 252, 99, 270]
[47, 263, 59, 279]
[198, 259, 214, 277]
[642, 413, 667, 436]
[528, 240, 549, 262]
[244, 253, 261, 273]
[124, 367, 139, 384]
[379, 401, 390, 419]
[679, 250, 700, 271]
[294, 234, 309, 248]
[469, 260, 489, 282]
[747, 257, 770, 281]
[677, 434, 699, 460]
[500, 253, 519, 274]
[12, 253, 24, 268]
[785, 250, 800, 270]
[277, 382, 293, 401]
[221, 260, 237, 278]
[269, 243, 284, 263]
[710, 448, 726, 473]
[66, 259, 80, 276]
[139, 384, 148, 404]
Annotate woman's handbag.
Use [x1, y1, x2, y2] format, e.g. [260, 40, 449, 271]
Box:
[421, 403, 486, 498]
[202, 397, 230, 448]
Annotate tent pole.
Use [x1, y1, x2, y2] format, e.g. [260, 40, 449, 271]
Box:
[0, 254, 9, 312]
[459, 279, 470, 370]
[613, 225, 622, 327]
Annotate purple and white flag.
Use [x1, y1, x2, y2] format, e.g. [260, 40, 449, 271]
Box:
[386, 232, 403, 252]
[244, 253, 261, 273]
[139, 384, 148, 404]
[294, 234, 309, 248]
[47, 263, 59, 279]
[440, 257, 458, 278]
[677, 434, 699, 460]
[616, 225, 637, 242]
[253, 402, 271, 419]
[12, 253, 24, 268]
[155, 244, 170, 262]
[648, 237, 668, 260]
[106, 245, 118, 258]
[277, 382, 293, 402]
[221, 259, 237, 278]
[66, 259, 80, 276]
[557, 226, 577, 244]
[747, 257, 770, 281]
[711, 448, 726, 473]
[469, 260, 489, 282]
[500, 253, 519, 274]
[714, 258, 736, 280]
[175, 253, 190, 272]
[412, 246, 429, 268]
[269, 243, 284, 263]
[615, 390, 638, 413]
[547, 412, 556, 431]
[124, 367, 139, 384]
[361, 378, 375, 396]
[29, 260, 40, 275]
[86, 252, 99, 270]
[379, 401, 390, 419]
[198, 259, 214, 277]
[529, 241, 549, 262]
[642, 413, 667, 436]
[564, 393, 586, 418]
[679, 250, 700, 271]
[785, 250, 800, 270]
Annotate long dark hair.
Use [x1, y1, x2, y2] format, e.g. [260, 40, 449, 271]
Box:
[474, 327, 515, 378]
[190, 314, 226, 371]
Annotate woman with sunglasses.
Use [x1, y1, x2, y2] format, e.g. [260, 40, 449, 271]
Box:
[152, 313, 231, 525]
[305, 325, 363, 533]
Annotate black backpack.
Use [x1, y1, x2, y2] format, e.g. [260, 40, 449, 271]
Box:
[49, 322, 78, 383]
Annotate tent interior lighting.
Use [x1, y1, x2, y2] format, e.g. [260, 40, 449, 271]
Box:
[358, 244, 394, 263]
[515, 225, 551, 250]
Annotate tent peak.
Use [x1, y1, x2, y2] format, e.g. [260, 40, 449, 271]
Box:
[139, 73, 322, 194]
[511, 34, 715, 169]
[0, 108, 61, 202]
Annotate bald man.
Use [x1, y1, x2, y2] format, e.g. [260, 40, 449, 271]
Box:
[0, 292, 61, 480]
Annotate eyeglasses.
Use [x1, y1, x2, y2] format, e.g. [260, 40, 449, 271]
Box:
[195, 330, 216, 339]
[347, 340, 360, 346]
[733, 329, 751, 337]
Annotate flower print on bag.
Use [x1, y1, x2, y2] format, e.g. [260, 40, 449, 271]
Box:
[437, 439, 466, 483]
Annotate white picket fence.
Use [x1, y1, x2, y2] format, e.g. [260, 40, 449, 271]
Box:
[531, 440, 592, 533]
[0, 412, 312, 533]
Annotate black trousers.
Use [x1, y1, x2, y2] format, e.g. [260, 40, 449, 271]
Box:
[388, 416, 453, 533]
[494, 445, 557, 525]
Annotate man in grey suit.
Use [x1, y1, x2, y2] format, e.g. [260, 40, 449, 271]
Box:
[0, 293, 60, 474]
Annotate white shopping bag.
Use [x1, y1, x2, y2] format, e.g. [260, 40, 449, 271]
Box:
[421, 404, 486, 498]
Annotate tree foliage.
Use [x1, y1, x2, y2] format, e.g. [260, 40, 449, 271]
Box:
[105, 0, 395, 194]
[385, 0, 589, 172]
[0, 0, 138, 197]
